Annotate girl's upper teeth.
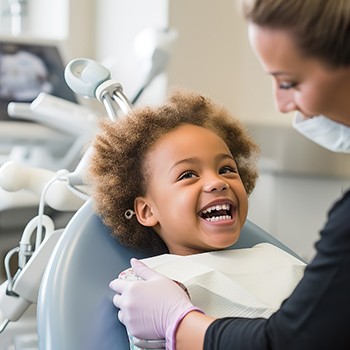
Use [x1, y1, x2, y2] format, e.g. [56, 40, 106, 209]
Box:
[202, 203, 230, 214]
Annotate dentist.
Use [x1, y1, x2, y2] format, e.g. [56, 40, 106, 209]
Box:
[110, 0, 350, 349]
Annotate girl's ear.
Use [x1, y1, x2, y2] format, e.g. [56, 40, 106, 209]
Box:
[134, 196, 158, 227]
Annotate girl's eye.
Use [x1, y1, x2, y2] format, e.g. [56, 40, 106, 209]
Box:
[177, 171, 198, 181]
[219, 165, 237, 175]
[279, 81, 298, 90]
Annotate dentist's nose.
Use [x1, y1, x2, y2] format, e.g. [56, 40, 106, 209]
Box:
[203, 179, 229, 193]
[274, 84, 297, 113]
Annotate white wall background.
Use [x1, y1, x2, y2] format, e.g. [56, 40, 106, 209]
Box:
[167, 0, 292, 126]
[249, 172, 350, 261]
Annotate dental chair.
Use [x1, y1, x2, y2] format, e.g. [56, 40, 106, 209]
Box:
[37, 199, 302, 350]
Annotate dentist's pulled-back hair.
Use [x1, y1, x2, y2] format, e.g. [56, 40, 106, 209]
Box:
[89, 87, 259, 254]
[242, 0, 350, 67]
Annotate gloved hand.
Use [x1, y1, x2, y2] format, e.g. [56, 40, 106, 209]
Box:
[109, 258, 203, 350]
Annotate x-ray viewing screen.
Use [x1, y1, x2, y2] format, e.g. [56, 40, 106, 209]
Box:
[0, 36, 77, 121]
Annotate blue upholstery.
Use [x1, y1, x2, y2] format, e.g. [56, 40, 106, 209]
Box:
[37, 200, 302, 350]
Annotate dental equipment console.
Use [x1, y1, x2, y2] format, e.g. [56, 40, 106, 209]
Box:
[0, 58, 134, 335]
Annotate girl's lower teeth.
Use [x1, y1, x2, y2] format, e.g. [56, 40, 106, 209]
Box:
[205, 215, 232, 222]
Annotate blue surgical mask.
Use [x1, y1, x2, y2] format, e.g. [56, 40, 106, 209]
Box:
[293, 112, 350, 154]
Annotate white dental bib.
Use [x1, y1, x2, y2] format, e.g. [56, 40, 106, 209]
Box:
[141, 243, 306, 319]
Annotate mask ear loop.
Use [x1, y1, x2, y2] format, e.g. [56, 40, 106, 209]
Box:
[125, 209, 135, 220]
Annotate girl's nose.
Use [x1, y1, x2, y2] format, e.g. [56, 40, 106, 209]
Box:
[203, 179, 229, 193]
[274, 85, 297, 113]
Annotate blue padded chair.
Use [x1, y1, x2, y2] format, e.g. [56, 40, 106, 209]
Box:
[37, 200, 302, 350]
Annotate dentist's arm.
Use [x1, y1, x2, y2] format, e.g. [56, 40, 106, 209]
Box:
[175, 310, 215, 350]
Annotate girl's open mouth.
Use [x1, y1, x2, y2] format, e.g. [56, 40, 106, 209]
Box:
[199, 203, 234, 222]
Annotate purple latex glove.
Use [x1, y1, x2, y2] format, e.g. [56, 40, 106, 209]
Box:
[109, 258, 203, 350]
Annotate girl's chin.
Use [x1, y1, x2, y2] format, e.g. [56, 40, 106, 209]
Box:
[206, 237, 240, 251]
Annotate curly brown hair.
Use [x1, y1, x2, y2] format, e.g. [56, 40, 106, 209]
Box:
[88, 87, 260, 254]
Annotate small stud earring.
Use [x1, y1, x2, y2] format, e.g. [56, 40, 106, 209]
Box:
[125, 209, 136, 220]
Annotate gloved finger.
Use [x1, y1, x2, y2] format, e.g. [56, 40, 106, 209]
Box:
[130, 258, 164, 281]
[109, 277, 130, 293]
[112, 293, 121, 308]
[117, 309, 124, 325]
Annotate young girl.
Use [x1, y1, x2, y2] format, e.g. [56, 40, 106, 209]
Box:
[89, 87, 259, 255]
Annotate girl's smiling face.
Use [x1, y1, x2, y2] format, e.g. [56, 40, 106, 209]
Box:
[134, 124, 248, 255]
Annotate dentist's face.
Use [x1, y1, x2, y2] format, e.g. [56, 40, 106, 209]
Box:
[248, 24, 350, 126]
[136, 124, 248, 255]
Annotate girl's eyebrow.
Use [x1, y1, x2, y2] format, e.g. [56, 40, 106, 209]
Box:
[169, 157, 199, 173]
[219, 153, 235, 161]
[169, 153, 235, 173]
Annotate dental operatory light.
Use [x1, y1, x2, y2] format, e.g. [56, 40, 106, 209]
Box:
[8, 0, 28, 35]
[134, 27, 177, 62]
[132, 27, 178, 104]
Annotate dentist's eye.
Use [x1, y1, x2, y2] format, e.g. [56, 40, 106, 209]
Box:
[177, 170, 198, 181]
[279, 81, 297, 90]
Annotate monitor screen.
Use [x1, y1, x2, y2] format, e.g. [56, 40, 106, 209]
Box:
[0, 36, 77, 121]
